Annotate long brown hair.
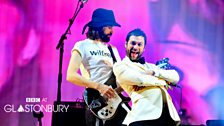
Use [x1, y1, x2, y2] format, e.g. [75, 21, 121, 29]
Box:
[86, 26, 103, 40]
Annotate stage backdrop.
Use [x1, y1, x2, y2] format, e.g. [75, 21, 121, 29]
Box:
[0, 0, 224, 125]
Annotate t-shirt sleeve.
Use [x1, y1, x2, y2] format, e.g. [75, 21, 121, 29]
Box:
[72, 41, 85, 59]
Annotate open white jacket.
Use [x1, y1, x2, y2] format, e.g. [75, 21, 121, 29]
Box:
[113, 57, 181, 126]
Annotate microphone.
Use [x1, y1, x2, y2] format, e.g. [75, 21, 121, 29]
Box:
[79, 0, 88, 3]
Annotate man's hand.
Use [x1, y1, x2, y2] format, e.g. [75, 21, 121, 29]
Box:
[145, 70, 155, 76]
[97, 84, 115, 99]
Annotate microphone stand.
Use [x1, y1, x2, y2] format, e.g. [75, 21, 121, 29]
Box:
[33, 111, 44, 126]
[53, 1, 85, 126]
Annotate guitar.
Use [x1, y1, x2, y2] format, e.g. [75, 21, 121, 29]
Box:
[83, 58, 171, 120]
[156, 57, 178, 89]
[83, 73, 130, 120]
[156, 57, 172, 70]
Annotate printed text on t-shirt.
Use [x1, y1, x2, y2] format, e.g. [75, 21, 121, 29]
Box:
[90, 50, 111, 57]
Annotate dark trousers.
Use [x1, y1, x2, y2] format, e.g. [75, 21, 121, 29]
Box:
[129, 104, 176, 126]
[85, 103, 129, 126]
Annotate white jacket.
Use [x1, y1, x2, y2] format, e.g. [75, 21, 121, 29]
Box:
[113, 57, 181, 125]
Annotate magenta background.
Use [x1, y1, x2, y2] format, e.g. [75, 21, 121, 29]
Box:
[0, 0, 224, 125]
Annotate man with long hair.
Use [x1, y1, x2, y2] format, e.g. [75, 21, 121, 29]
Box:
[67, 8, 127, 126]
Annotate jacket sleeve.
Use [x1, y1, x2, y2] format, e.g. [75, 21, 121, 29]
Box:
[113, 62, 167, 86]
[156, 69, 180, 84]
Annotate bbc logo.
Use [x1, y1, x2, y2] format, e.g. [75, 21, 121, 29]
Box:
[26, 98, 40, 103]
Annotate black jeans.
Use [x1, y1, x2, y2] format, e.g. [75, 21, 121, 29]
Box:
[85, 103, 129, 126]
[129, 104, 176, 126]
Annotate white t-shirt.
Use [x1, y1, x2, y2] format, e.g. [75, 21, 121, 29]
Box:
[72, 39, 121, 85]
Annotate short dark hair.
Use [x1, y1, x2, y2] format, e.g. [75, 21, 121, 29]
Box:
[126, 28, 147, 45]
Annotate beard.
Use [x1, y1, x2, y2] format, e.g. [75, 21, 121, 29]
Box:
[126, 48, 142, 61]
[99, 31, 112, 43]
